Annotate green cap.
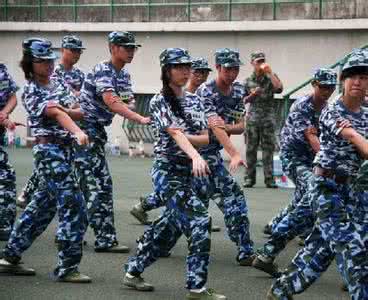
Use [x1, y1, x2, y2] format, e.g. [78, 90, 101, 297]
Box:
[108, 31, 141, 47]
[159, 48, 192, 67]
[191, 57, 212, 71]
[342, 48, 368, 72]
[251, 51, 265, 62]
[215, 48, 242, 67]
[62, 35, 85, 49]
[312, 68, 337, 85]
[22, 38, 58, 60]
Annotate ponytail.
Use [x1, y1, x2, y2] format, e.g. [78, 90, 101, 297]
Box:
[161, 65, 185, 120]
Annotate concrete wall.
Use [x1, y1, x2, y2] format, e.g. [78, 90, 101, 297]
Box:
[1, 19, 368, 157]
[1, 0, 368, 22]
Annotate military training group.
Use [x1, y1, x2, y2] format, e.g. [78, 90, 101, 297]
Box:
[0, 31, 368, 300]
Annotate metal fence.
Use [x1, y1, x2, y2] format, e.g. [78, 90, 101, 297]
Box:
[0, 0, 351, 23]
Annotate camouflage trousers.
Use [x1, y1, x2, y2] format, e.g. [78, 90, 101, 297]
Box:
[259, 168, 315, 260]
[140, 152, 253, 260]
[0, 144, 16, 232]
[267, 157, 312, 233]
[271, 176, 368, 300]
[74, 141, 117, 249]
[2, 144, 87, 278]
[125, 158, 211, 289]
[244, 120, 276, 183]
[22, 168, 39, 202]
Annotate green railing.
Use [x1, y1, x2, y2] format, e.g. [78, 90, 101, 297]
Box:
[0, 0, 335, 22]
[122, 94, 155, 143]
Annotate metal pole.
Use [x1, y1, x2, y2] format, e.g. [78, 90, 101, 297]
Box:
[38, 0, 42, 22]
[228, 0, 232, 21]
[110, 0, 114, 22]
[187, 0, 191, 22]
[73, 0, 77, 22]
[319, 0, 322, 19]
[4, 0, 8, 21]
[147, 0, 151, 22]
[272, 0, 276, 20]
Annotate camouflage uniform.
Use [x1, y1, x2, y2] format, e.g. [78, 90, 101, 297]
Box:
[0, 64, 18, 235]
[270, 86, 368, 299]
[149, 76, 254, 261]
[264, 69, 337, 242]
[138, 57, 212, 213]
[2, 39, 87, 278]
[125, 83, 211, 289]
[244, 52, 282, 186]
[51, 64, 85, 93]
[77, 54, 136, 248]
[21, 35, 85, 204]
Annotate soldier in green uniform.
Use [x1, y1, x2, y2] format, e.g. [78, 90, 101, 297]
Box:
[243, 51, 283, 188]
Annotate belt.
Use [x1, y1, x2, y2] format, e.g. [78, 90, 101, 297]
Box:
[35, 136, 71, 146]
[314, 166, 352, 184]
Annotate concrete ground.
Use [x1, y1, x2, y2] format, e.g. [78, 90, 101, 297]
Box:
[0, 148, 349, 300]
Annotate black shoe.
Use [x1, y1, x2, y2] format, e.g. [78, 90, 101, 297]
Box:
[0, 258, 36, 276]
[95, 244, 130, 253]
[159, 251, 171, 258]
[265, 180, 278, 189]
[237, 254, 256, 266]
[243, 179, 255, 188]
[252, 256, 281, 278]
[211, 225, 221, 232]
[0, 229, 10, 241]
[263, 224, 272, 235]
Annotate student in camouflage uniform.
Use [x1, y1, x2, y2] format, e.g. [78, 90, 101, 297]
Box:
[262, 68, 337, 235]
[129, 57, 213, 227]
[267, 49, 368, 300]
[76, 31, 150, 253]
[18, 35, 86, 208]
[252, 68, 337, 277]
[53, 35, 86, 96]
[243, 51, 283, 188]
[0, 63, 18, 241]
[123, 48, 226, 300]
[0, 38, 91, 282]
[187, 57, 212, 93]
[130, 51, 254, 264]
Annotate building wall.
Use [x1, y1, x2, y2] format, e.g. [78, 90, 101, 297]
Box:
[1, 19, 368, 157]
[2, 0, 368, 22]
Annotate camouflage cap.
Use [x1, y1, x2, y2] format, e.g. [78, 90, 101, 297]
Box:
[215, 48, 243, 67]
[191, 57, 212, 71]
[251, 51, 266, 62]
[23, 38, 58, 60]
[108, 31, 141, 47]
[342, 48, 368, 72]
[61, 35, 85, 49]
[312, 68, 337, 85]
[159, 48, 192, 67]
[22, 37, 44, 53]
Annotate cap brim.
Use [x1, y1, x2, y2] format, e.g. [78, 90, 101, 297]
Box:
[192, 67, 212, 71]
[192, 68, 212, 71]
[342, 64, 368, 72]
[222, 62, 243, 67]
[119, 43, 141, 47]
[252, 57, 265, 62]
[34, 52, 59, 60]
[317, 81, 337, 86]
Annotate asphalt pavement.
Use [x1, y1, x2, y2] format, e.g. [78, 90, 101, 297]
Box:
[0, 148, 349, 300]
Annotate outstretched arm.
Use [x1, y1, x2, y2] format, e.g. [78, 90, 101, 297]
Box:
[103, 91, 150, 125]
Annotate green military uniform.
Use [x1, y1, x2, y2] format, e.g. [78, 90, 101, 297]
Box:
[244, 51, 282, 187]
